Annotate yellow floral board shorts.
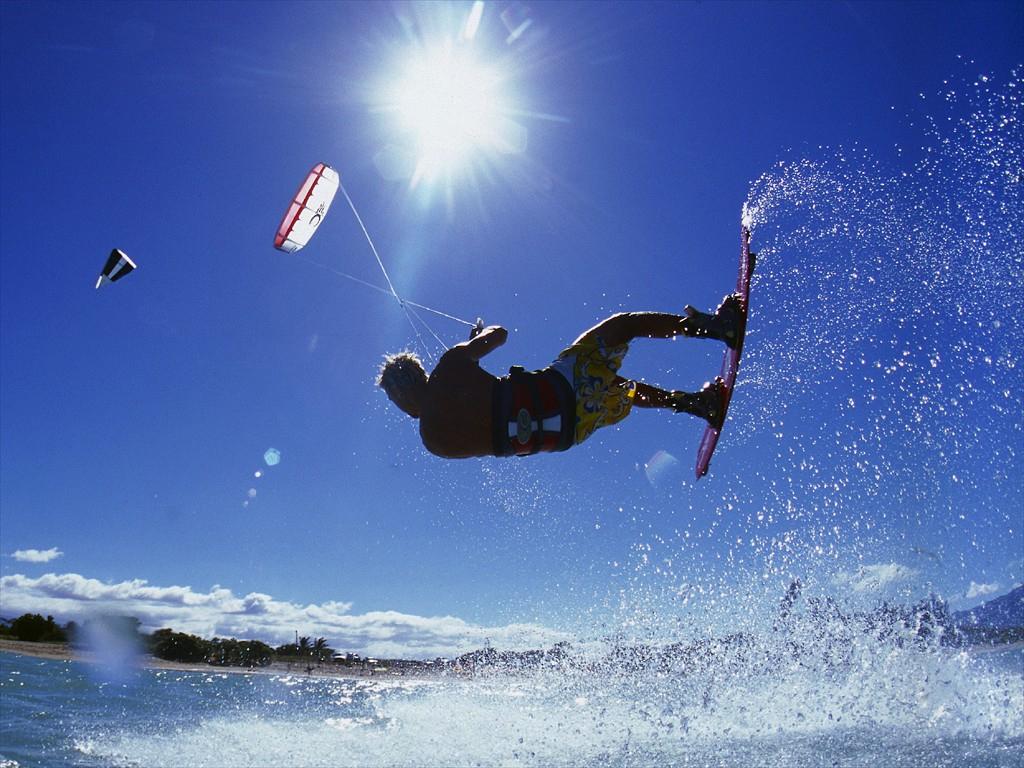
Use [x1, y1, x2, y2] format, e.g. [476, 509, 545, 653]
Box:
[550, 336, 635, 445]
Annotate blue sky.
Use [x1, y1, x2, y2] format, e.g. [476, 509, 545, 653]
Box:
[1, 1, 1021, 658]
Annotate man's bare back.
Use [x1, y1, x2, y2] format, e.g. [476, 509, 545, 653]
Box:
[418, 346, 499, 458]
[379, 326, 509, 459]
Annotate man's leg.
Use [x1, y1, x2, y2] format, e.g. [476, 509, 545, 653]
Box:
[630, 380, 678, 409]
[563, 312, 730, 428]
[570, 305, 741, 349]
[626, 378, 726, 429]
[569, 312, 686, 348]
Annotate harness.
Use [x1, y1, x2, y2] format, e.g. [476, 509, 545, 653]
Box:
[492, 366, 575, 457]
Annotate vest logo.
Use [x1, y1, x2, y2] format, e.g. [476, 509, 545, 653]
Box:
[516, 408, 532, 444]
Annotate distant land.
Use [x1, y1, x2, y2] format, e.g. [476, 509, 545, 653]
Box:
[1, 585, 1021, 676]
[954, 585, 1024, 630]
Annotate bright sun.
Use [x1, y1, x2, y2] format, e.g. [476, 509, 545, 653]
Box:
[385, 45, 521, 184]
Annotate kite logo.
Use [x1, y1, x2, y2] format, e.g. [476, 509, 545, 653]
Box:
[310, 202, 326, 228]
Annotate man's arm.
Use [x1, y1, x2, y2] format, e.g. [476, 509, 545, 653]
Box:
[455, 325, 508, 361]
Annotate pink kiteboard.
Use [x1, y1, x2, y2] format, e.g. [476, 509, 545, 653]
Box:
[695, 224, 755, 479]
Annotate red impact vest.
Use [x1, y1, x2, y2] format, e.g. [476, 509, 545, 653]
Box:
[492, 366, 575, 457]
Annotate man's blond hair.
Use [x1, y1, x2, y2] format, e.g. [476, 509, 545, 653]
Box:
[377, 351, 428, 392]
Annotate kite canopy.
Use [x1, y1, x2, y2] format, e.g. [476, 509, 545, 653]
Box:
[95, 248, 136, 289]
[274, 163, 340, 253]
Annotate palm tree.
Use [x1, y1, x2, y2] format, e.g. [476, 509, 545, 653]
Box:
[313, 637, 329, 664]
[298, 636, 311, 658]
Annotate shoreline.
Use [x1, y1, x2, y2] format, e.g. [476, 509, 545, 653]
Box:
[0, 638, 439, 680]
[4, 637, 1019, 679]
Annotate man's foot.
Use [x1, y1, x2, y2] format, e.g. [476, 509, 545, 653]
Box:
[681, 295, 744, 349]
[669, 378, 726, 429]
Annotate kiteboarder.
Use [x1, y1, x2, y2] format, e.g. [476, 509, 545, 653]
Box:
[378, 299, 744, 459]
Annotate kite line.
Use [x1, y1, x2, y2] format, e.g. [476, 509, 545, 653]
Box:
[337, 181, 474, 360]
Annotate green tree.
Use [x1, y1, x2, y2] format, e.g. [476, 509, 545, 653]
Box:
[206, 637, 273, 667]
[10, 613, 66, 642]
[151, 628, 210, 663]
[275, 642, 300, 657]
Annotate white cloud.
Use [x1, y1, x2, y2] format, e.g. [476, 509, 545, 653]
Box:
[0, 572, 568, 659]
[834, 562, 918, 593]
[966, 581, 999, 599]
[11, 547, 63, 563]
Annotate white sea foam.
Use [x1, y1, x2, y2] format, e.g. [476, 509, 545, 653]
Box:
[76, 647, 1021, 767]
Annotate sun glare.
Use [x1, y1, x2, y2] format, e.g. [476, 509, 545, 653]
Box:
[385, 45, 519, 184]
[369, 2, 543, 196]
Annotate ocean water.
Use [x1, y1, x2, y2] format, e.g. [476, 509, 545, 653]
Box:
[2, 644, 1022, 768]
